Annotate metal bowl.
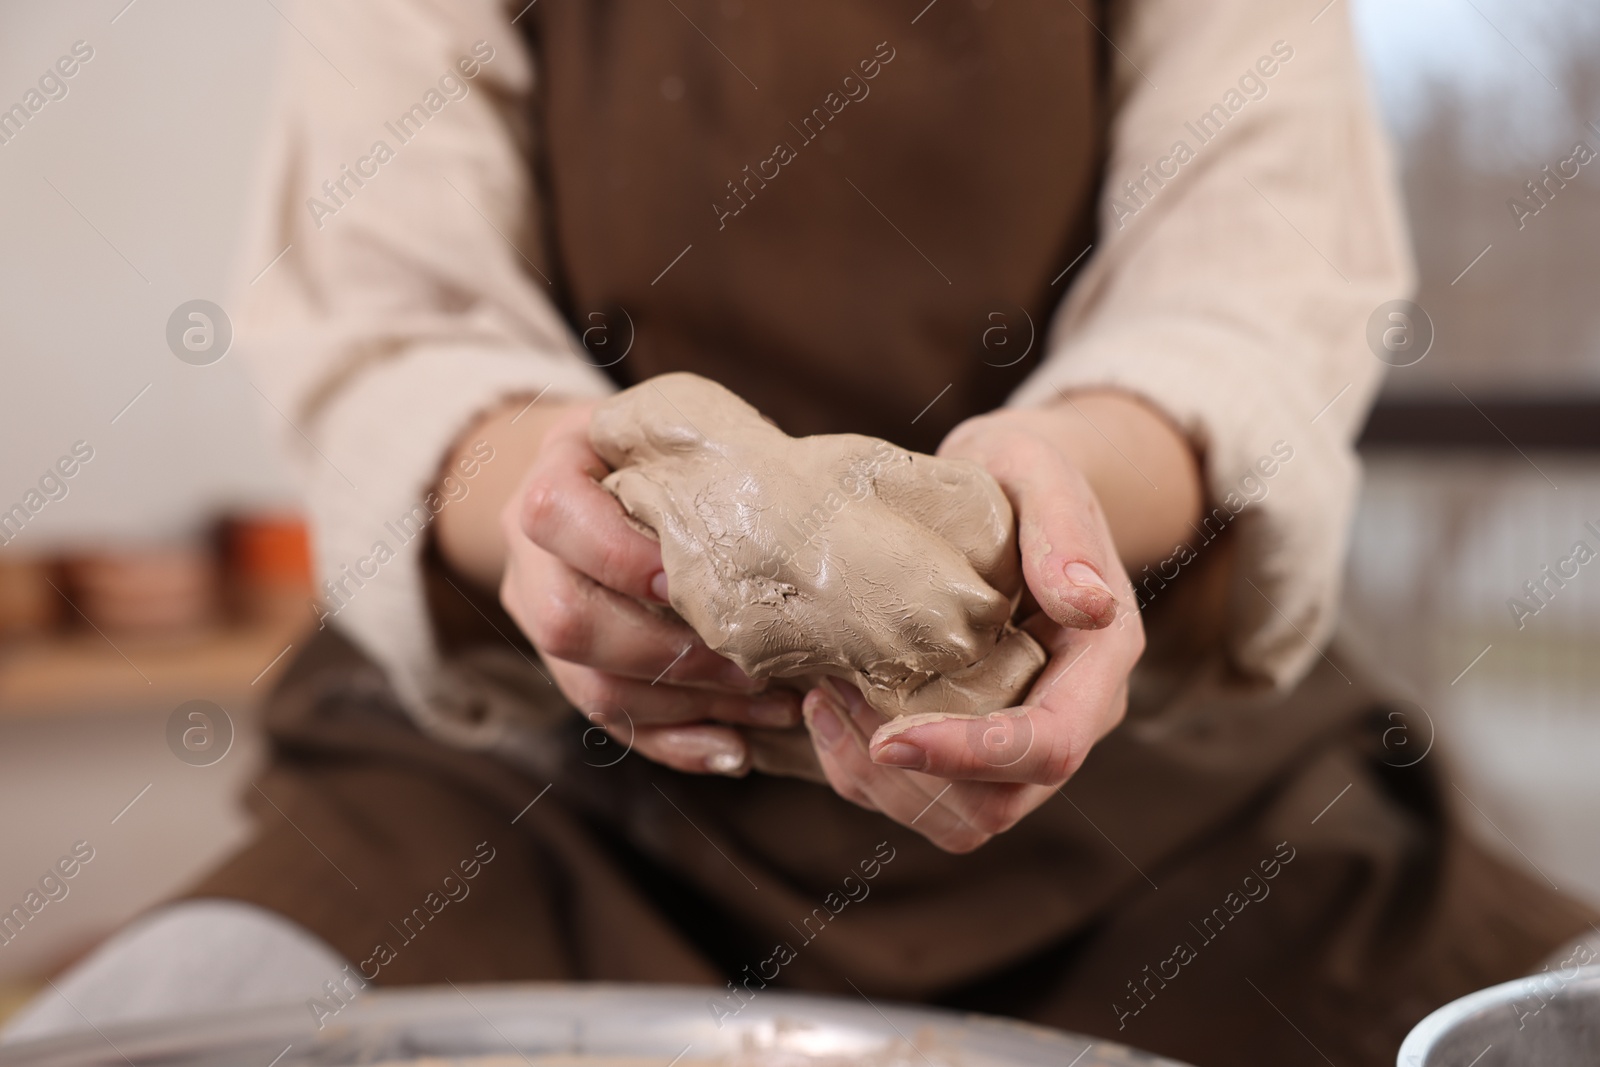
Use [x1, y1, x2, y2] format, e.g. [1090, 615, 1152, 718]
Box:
[0, 984, 1192, 1067]
[1398, 965, 1600, 1065]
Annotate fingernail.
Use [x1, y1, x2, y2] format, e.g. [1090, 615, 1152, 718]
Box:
[872, 740, 927, 770]
[749, 694, 798, 728]
[1062, 560, 1118, 629]
[649, 571, 671, 603]
[806, 693, 845, 745]
[1064, 561, 1112, 592]
[706, 749, 744, 775]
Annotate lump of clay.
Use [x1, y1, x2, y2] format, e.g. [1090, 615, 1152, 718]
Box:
[590, 373, 1047, 721]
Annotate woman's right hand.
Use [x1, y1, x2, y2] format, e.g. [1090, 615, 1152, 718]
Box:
[498, 402, 803, 776]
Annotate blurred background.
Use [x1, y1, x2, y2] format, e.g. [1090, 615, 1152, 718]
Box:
[2, 0, 1598, 1022]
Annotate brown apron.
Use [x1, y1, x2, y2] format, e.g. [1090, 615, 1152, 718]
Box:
[186, 569, 1597, 1067]
[187, 7, 1596, 1066]
[521, 0, 1104, 455]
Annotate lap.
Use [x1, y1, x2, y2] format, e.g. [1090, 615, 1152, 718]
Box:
[991, 732, 1599, 1066]
[174, 629, 1597, 1067]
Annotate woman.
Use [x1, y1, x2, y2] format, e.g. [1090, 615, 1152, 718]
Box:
[10, 1, 1594, 1064]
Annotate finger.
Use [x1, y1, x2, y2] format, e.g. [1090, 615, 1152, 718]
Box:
[1024, 609, 1141, 705]
[518, 419, 670, 604]
[802, 686, 995, 854]
[622, 721, 752, 776]
[801, 686, 914, 810]
[868, 633, 1132, 785]
[818, 683, 1059, 845]
[826, 677, 1059, 835]
[556, 664, 750, 775]
[507, 546, 763, 692]
[635, 724, 750, 776]
[548, 656, 801, 729]
[969, 436, 1123, 631]
[868, 706, 1084, 785]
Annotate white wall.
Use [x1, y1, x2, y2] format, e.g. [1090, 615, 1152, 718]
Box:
[0, 0, 292, 986]
[0, 0, 294, 553]
[0, 707, 263, 982]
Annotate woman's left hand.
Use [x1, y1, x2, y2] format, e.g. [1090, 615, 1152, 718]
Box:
[801, 407, 1149, 854]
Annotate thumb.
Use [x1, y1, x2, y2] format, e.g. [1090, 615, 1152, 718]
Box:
[991, 444, 1121, 631]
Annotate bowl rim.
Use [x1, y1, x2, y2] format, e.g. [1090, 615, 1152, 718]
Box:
[0, 982, 1197, 1067]
[1396, 963, 1600, 1066]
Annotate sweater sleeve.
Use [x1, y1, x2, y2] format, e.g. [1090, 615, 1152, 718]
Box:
[1009, 0, 1415, 687]
[232, 0, 616, 727]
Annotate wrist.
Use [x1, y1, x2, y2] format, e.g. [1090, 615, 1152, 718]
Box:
[942, 392, 1203, 570]
[435, 394, 589, 589]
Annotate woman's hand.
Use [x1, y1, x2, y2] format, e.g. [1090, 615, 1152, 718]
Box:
[801, 394, 1201, 852]
[495, 403, 802, 776]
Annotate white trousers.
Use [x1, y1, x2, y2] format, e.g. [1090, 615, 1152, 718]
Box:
[2, 900, 348, 1045]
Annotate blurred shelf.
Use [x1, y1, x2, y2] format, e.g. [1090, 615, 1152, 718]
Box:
[0, 979, 42, 1028]
[0, 615, 310, 720]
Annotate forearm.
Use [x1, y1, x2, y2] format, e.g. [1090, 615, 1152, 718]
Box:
[435, 395, 582, 589]
[441, 386, 1200, 588]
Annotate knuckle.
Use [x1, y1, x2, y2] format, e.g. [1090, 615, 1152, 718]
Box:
[519, 476, 564, 544]
[824, 769, 871, 809]
[828, 763, 865, 799]
[1124, 615, 1148, 657]
[548, 661, 599, 711]
[1105, 690, 1131, 734]
[965, 800, 1017, 838]
[580, 672, 625, 708]
[498, 493, 525, 546]
[592, 535, 643, 594]
[1041, 737, 1085, 784]
[631, 735, 681, 769]
[497, 571, 525, 627]
[706, 693, 752, 723]
[935, 827, 993, 854]
[642, 690, 696, 725]
[529, 583, 591, 661]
